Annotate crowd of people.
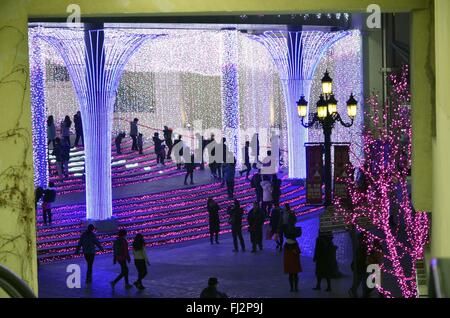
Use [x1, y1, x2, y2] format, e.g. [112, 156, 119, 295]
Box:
[40, 115, 381, 298]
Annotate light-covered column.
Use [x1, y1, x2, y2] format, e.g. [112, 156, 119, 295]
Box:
[29, 30, 49, 189]
[220, 30, 240, 163]
[38, 28, 161, 224]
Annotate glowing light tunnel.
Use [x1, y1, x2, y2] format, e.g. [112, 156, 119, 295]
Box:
[37, 28, 163, 221]
[248, 31, 350, 179]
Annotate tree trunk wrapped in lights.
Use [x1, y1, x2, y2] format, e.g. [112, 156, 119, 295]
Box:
[334, 65, 429, 298]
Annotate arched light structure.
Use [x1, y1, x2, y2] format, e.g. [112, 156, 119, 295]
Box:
[248, 31, 349, 179]
[37, 28, 163, 221]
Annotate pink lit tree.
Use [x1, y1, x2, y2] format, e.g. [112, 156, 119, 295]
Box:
[334, 65, 430, 298]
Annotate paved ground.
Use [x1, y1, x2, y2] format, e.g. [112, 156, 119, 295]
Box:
[38, 216, 362, 298]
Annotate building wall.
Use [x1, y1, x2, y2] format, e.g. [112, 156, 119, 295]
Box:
[433, 0, 450, 258]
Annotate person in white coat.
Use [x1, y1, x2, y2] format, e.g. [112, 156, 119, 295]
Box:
[260, 175, 273, 218]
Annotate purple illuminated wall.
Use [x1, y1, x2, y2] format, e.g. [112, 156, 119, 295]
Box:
[38, 28, 162, 221]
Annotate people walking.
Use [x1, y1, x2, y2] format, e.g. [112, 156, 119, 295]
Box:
[228, 199, 245, 252]
[184, 153, 195, 185]
[313, 232, 336, 292]
[137, 133, 144, 155]
[61, 138, 71, 178]
[173, 135, 183, 170]
[153, 132, 165, 165]
[239, 141, 252, 179]
[250, 170, 263, 203]
[272, 174, 282, 205]
[132, 233, 150, 290]
[348, 231, 369, 298]
[115, 132, 126, 155]
[223, 162, 236, 199]
[47, 115, 56, 149]
[42, 182, 56, 226]
[73, 111, 83, 147]
[163, 126, 173, 160]
[248, 202, 264, 253]
[283, 211, 302, 292]
[111, 229, 133, 290]
[61, 115, 72, 147]
[260, 175, 273, 218]
[270, 203, 283, 251]
[130, 118, 139, 151]
[207, 198, 220, 244]
[75, 224, 104, 284]
[52, 138, 63, 178]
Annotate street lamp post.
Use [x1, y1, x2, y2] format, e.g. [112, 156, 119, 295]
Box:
[297, 71, 358, 206]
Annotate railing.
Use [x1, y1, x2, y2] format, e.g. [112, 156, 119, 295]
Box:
[0, 264, 36, 298]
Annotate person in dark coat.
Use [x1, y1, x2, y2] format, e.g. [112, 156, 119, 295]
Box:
[239, 141, 252, 179]
[283, 212, 302, 292]
[42, 182, 56, 226]
[61, 138, 71, 178]
[110, 229, 133, 290]
[47, 115, 56, 149]
[248, 202, 264, 253]
[207, 198, 220, 244]
[52, 138, 64, 178]
[223, 161, 236, 198]
[250, 170, 263, 203]
[153, 132, 165, 165]
[137, 133, 144, 155]
[313, 232, 336, 291]
[272, 174, 282, 205]
[115, 132, 126, 155]
[173, 135, 183, 170]
[73, 111, 83, 147]
[75, 224, 104, 284]
[228, 199, 245, 252]
[130, 118, 139, 151]
[163, 126, 173, 159]
[270, 203, 283, 251]
[184, 153, 195, 185]
[61, 115, 72, 147]
[349, 231, 369, 298]
[200, 277, 228, 298]
[35, 186, 44, 212]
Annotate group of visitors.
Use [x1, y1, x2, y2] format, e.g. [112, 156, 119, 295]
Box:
[75, 227, 150, 290]
[251, 168, 282, 217]
[47, 112, 84, 150]
[47, 112, 84, 180]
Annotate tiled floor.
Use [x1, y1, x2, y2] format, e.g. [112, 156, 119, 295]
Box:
[38, 215, 359, 298]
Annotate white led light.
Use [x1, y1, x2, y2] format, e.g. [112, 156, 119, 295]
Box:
[111, 159, 126, 166]
[125, 163, 139, 169]
[143, 166, 151, 171]
[68, 161, 85, 167]
[68, 166, 85, 172]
